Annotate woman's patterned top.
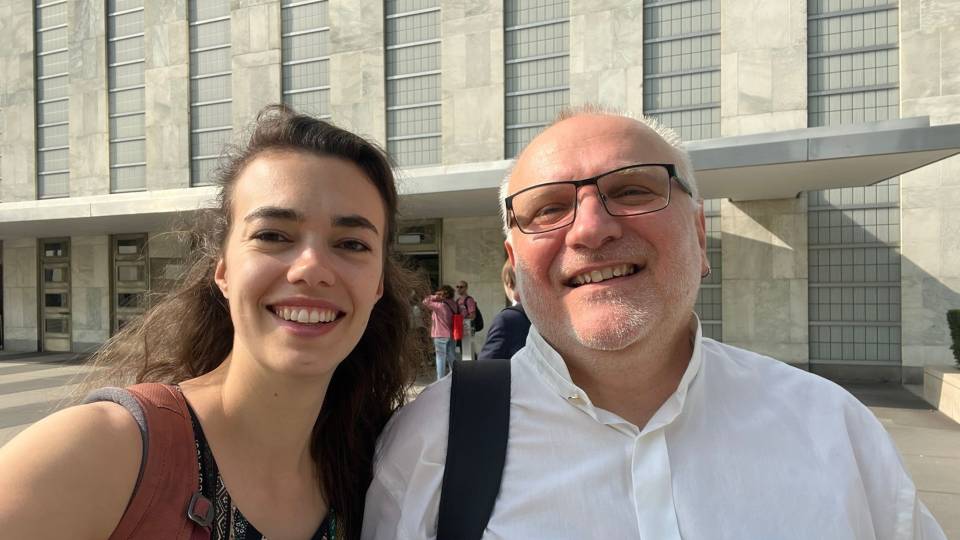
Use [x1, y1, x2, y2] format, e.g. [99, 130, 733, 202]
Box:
[185, 402, 337, 540]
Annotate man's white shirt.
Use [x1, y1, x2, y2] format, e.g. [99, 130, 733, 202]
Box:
[362, 322, 945, 539]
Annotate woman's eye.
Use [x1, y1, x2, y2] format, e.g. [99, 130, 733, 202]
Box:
[251, 230, 289, 242]
[337, 239, 371, 252]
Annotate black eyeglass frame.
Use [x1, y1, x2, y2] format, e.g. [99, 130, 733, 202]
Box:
[504, 163, 694, 235]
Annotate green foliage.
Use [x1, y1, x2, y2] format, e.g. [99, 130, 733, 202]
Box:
[948, 310, 960, 368]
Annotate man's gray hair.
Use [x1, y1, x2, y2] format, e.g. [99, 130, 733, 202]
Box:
[498, 104, 700, 235]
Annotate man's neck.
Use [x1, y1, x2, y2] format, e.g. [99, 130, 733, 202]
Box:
[561, 319, 695, 429]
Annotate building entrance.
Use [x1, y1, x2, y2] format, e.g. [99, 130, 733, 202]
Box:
[395, 219, 442, 291]
[405, 253, 440, 292]
[40, 238, 71, 352]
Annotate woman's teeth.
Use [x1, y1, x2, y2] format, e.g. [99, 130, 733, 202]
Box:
[273, 307, 338, 324]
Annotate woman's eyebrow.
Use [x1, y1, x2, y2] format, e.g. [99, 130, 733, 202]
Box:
[243, 206, 303, 223]
[333, 214, 379, 235]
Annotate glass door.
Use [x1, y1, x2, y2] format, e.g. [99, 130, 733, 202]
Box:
[112, 234, 149, 333]
[40, 238, 71, 352]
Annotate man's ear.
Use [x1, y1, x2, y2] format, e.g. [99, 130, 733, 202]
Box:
[214, 257, 229, 299]
[504, 238, 516, 267]
[696, 200, 709, 275]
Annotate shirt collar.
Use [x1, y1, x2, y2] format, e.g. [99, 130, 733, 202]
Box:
[522, 317, 705, 432]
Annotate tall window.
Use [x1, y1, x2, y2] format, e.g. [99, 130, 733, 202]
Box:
[281, 0, 330, 119]
[643, 0, 722, 339]
[807, 0, 901, 368]
[385, 0, 441, 167]
[503, 0, 569, 158]
[807, 0, 899, 126]
[189, 0, 232, 186]
[695, 198, 722, 340]
[35, 0, 70, 198]
[108, 0, 146, 192]
[642, 0, 720, 141]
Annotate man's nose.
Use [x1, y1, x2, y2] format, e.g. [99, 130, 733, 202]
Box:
[287, 245, 336, 287]
[564, 186, 623, 250]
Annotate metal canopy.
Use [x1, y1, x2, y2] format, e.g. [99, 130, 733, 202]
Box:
[2, 117, 959, 238]
[688, 117, 960, 201]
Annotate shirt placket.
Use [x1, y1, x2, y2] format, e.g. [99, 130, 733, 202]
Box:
[631, 428, 681, 540]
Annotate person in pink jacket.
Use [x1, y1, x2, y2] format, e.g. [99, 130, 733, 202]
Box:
[423, 285, 459, 380]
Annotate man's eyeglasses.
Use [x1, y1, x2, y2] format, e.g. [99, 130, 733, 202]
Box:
[504, 163, 693, 235]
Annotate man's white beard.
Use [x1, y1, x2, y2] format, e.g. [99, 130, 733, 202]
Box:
[514, 253, 698, 353]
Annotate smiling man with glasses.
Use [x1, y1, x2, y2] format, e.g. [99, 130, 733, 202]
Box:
[363, 106, 945, 540]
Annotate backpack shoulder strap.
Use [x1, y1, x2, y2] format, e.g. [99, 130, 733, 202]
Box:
[436, 359, 511, 540]
[84, 383, 211, 540]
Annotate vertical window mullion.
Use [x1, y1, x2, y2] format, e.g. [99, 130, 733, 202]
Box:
[806, 1, 901, 366]
[189, 0, 232, 186]
[35, 0, 70, 198]
[643, 0, 722, 339]
[281, 0, 330, 120]
[108, 1, 146, 192]
[385, 0, 441, 166]
[504, 0, 570, 158]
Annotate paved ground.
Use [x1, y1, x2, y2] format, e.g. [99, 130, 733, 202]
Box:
[846, 384, 960, 539]
[0, 351, 91, 446]
[1, 352, 957, 537]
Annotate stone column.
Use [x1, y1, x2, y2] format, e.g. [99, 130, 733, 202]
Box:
[2, 239, 39, 352]
[0, 1, 37, 202]
[328, 0, 386, 143]
[145, 0, 191, 191]
[441, 0, 505, 164]
[722, 198, 809, 367]
[718, 0, 808, 363]
[68, 0, 110, 197]
[720, 0, 807, 135]
[569, 0, 644, 114]
[231, 0, 281, 129]
[899, 0, 960, 376]
[70, 235, 110, 351]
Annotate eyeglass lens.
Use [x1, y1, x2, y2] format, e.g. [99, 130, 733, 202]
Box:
[510, 165, 672, 233]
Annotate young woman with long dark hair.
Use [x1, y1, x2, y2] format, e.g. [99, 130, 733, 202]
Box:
[0, 105, 427, 540]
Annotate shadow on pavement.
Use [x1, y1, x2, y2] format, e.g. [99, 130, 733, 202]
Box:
[843, 383, 933, 410]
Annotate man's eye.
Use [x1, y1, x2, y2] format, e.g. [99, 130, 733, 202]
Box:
[613, 187, 653, 196]
[251, 230, 289, 242]
[337, 239, 371, 252]
[534, 204, 570, 217]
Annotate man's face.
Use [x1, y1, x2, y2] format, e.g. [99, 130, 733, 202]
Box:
[456, 282, 467, 296]
[504, 114, 708, 355]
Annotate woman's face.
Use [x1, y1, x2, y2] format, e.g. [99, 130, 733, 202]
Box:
[215, 150, 387, 378]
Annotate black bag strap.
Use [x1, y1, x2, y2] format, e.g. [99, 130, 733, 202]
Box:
[437, 359, 511, 540]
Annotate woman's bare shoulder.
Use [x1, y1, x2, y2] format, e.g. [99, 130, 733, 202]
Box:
[0, 401, 143, 539]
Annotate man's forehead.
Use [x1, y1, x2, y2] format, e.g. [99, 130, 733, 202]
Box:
[510, 115, 673, 190]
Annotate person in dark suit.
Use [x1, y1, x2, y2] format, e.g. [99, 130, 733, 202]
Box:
[479, 261, 531, 360]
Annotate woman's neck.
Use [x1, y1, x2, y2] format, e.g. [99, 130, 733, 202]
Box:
[179, 343, 333, 475]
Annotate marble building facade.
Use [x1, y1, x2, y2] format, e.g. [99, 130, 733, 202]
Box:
[1, 0, 959, 383]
